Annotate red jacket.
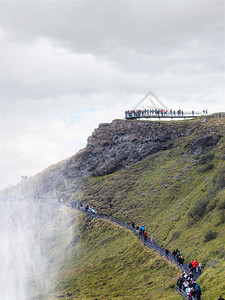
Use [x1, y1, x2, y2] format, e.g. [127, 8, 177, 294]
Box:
[193, 260, 198, 268]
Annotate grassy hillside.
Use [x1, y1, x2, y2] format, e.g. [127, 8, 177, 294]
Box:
[51, 210, 182, 300]
[71, 117, 225, 298]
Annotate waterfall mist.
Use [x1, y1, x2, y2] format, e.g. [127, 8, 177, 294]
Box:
[0, 198, 77, 300]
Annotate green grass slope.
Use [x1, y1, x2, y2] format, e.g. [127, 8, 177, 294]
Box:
[52, 211, 182, 300]
[73, 117, 225, 298]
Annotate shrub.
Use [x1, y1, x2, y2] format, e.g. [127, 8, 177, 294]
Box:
[219, 211, 225, 224]
[218, 198, 225, 210]
[204, 230, 218, 242]
[207, 199, 217, 212]
[212, 165, 225, 191]
[205, 259, 219, 268]
[199, 163, 214, 173]
[219, 249, 225, 259]
[207, 182, 216, 196]
[171, 231, 180, 241]
[186, 216, 200, 227]
[220, 154, 225, 161]
[207, 165, 225, 196]
[199, 152, 215, 165]
[188, 197, 210, 218]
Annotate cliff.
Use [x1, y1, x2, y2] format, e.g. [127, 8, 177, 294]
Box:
[4, 115, 224, 200]
[64, 117, 223, 179]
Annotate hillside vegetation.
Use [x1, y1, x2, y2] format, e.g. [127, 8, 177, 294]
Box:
[51, 210, 182, 300]
[71, 117, 225, 298]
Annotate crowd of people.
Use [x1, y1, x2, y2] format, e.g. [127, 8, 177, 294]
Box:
[131, 222, 204, 300]
[172, 248, 185, 265]
[72, 202, 98, 214]
[132, 223, 153, 243]
[125, 109, 208, 119]
[189, 259, 202, 275]
[174, 253, 203, 299]
[177, 272, 202, 300]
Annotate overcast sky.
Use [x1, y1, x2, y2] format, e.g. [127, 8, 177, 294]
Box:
[0, 0, 224, 190]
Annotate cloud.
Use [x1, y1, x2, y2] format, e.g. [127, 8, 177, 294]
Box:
[0, 104, 125, 189]
[2, 37, 150, 101]
[2, 1, 223, 55]
[0, 0, 224, 189]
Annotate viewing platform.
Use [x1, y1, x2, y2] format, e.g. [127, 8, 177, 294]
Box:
[125, 109, 206, 120]
[125, 91, 208, 120]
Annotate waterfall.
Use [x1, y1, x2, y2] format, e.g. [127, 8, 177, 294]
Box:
[0, 198, 76, 300]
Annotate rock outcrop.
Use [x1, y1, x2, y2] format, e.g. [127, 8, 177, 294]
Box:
[64, 120, 194, 178]
[3, 116, 224, 199]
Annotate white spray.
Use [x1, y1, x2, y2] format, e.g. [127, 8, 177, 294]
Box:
[0, 197, 76, 300]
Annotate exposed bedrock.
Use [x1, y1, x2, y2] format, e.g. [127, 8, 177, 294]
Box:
[4, 116, 224, 198]
[64, 119, 198, 178]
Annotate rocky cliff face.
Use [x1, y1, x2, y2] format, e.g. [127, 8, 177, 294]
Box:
[64, 120, 195, 178]
[3, 116, 224, 199]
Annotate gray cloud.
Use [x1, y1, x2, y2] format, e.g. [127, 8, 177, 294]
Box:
[0, 0, 224, 189]
[2, 2, 224, 56]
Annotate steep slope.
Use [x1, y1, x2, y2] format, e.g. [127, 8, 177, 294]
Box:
[52, 213, 182, 300]
[71, 116, 225, 298]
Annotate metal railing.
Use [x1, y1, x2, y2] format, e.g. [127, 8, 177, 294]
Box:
[125, 110, 205, 120]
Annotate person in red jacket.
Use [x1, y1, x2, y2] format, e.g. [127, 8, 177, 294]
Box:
[191, 259, 195, 272]
[193, 259, 198, 273]
[143, 230, 147, 241]
[189, 287, 196, 298]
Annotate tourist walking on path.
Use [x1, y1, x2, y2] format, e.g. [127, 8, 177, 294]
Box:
[183, 279, 189, 292]
[136, 225, 139, 234]
[144, 230, 147, 241]
[150, 236, 153, 246]
[198, 262, 202, 274]
[177, 277, 182, 290]
[194, 259, 199, 273]
[189, 286, 196, 299]
[196, 285, 202, 300]
[189, 261, 194, 273]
